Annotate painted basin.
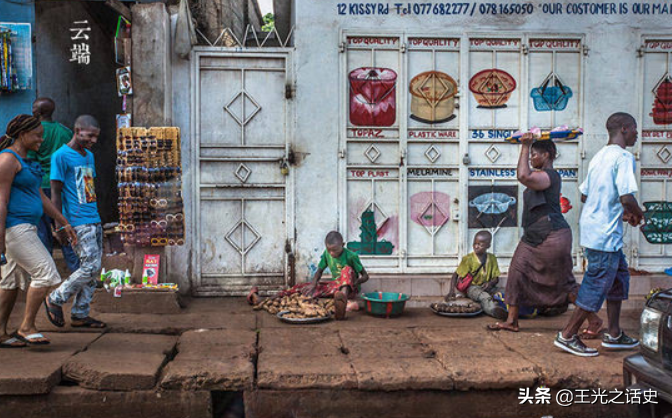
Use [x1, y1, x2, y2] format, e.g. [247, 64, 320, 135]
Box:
[469, 69, 516, 108]
[469, 193, 516, 215]
[361, 292, 410, 318]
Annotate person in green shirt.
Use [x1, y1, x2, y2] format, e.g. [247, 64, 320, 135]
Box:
[446, 231, 508, 320]
[30, 98, 77, 270]
[247, 231, 369, 320]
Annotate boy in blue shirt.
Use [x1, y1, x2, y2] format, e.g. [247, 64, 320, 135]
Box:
[43, 115, 105, 328]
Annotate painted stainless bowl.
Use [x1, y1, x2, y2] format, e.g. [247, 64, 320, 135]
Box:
[469, 193, 516, 214]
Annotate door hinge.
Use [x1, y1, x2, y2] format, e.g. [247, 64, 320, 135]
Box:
[582, 44, 590, 56]
[637, 45, 645, 58]
[632, 247, 639, 259]
[634, 150, 641, 161]
[285, 83, 294, 100]
[401, 43, 407, 53]
[339, 149, 347, 158]
[580, 150, 586, 159]
[399, 249, 407, 258]
[462, 153, 471, 165]
[521, 45, 529, 55]
[339, 42, 346, 53]
[400, 149, 407, 166]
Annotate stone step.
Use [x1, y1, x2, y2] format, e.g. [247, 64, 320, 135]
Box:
[0, 333, 101, 395]
[160, 329, 256, 391]
[63, 333, 177, 391]
[0, 386, 211, 418]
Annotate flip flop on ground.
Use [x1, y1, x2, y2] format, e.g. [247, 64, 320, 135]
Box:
[18, 332, 50, 345]
[486, 322, 519, 332]
[71, 317, 106, 328]
[0, 333, 27, 348]
[43, 298, 65, 328]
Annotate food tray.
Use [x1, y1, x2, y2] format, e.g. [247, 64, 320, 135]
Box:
[276, 310, 332, 324]
[430, 305, 483, 317]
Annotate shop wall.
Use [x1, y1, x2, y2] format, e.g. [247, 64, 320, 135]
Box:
[168, 11, 192, 292]
[35, 0, 122, 224]
[291, 0, 672, 277]
[0, 0, 36, 129]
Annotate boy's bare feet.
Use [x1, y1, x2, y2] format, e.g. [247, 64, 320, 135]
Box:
[334, 291, 347, 320]
[247, 287, 260, 305]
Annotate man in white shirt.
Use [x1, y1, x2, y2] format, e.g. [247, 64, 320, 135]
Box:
[555, 112, 644, 357]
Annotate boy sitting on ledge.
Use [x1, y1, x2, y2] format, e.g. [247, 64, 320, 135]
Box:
[446, 230, 508, 321]
[248, 231, 368, 320]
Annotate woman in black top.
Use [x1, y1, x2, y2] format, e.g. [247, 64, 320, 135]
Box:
[488, 133, 600, 332]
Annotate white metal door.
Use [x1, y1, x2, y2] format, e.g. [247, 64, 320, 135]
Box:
[636, 37, 672, 271]
[192, 50, 293, 295]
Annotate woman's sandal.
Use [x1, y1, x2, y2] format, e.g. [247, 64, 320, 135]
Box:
[580, 318, 604, 339]
[71, 317, 106, 328]
[486, 322, 519, 332]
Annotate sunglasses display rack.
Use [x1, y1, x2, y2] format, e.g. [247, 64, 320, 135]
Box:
[117, 127, 184, 247]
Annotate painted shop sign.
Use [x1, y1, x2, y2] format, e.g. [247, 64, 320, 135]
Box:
[408, 130, 459, 140]
[528, 39, 581, 51]
[348, 128, 399, 139]
[348, 169, 398, 178]
[645, 40, 672, 51]
[407, 168, 454, 177]
[347, 36, 398, 47]
[641, 169, 672, 178]
[643, 130, 672, 139]
[470, 38, 520, 50]
[408, 38, 459, 49]
[471, 129, 515, 139]
[469, 168, 578, 179]
[337, 2, 672, 17]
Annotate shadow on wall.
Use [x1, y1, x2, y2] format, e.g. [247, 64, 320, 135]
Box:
[35, 0, 122, 224]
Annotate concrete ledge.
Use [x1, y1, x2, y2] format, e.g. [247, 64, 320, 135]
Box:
[245, 389, 636, 418]
[91, 288, 183, 314]
[0, 386, 212, 418]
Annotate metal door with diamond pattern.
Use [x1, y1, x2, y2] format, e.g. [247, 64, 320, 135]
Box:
[192, 50, 292, 295]
[635, 37, 672, 271]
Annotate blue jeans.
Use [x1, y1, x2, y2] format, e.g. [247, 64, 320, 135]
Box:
[37, 188, 80, 272]
[49, 223, 102, 319]
[576, 248, 630, 313]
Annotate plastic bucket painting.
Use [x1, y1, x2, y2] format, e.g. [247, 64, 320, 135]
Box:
[469, 193, 516, 215]
[409, 71, 458, 123]
[530, 72, 573, 112]
[349, 67, 397, 126]
[469, 69, 516, 108]
[642, 201, 672, 244]
[651, 75, 672, 125]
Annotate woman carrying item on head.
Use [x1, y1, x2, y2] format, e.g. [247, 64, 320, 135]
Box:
[0, 115, 77, 347]
[487, 133, 601, 333]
